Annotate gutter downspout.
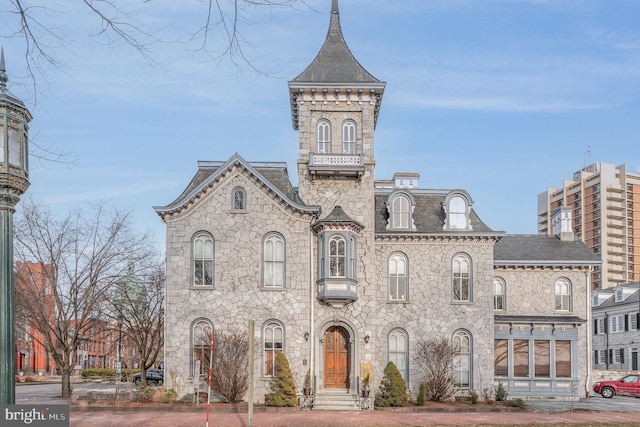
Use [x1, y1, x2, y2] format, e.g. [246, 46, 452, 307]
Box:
[585, 266, 593, 398]
[310, 226, 315, 393]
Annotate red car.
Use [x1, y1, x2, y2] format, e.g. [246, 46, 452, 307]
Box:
[593, 374, 640, 398]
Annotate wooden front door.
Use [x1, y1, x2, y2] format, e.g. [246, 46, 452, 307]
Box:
[324, 326, 349, 388]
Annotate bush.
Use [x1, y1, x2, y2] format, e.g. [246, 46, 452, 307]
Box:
[416, 383, 426, 406]
[81, 368, 138, 378]
[265, 352, 297, 407]
[502, 398, 526, 409]
[24, 376, 35, 382]
[495, 382, 508, 402]
[163, 388, 178, 403]
[413, 338, 457, 402]
[469, 390, 479, 404]
[134, 385, 155, 402]
[374, 361, 408, 407]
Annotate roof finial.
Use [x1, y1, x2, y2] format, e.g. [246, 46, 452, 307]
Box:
[332, 0, 339, 14]
[0, 46, 8, 90]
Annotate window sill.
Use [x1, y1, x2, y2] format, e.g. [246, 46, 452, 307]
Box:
[387, 299, 410, 304]
[261, 287, 286, 291]
[230, 209, 247, 214]
[190, 285, 215, 289]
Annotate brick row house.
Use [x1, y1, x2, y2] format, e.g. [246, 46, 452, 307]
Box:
[155, 1, 600, 406]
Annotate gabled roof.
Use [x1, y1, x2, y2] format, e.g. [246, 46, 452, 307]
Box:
[153, 153, 320, 221]
[290, 1, 383, 86]
[494, 234, 601, 267]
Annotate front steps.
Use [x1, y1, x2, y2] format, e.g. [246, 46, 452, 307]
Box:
[312, 389, 360, 411]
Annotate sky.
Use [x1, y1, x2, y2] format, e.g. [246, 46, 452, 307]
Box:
[2, 0, 640, 252]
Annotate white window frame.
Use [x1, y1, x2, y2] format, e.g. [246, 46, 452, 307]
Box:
[388, 329, 408, 383]
[554, 278, 571, 312]
[329, 235, 346, 278]
[388, 252, 408, 301]
[452, 254, 472, 302]
[452, 330, 472, 389]
[317, 120, 331, 153]
[610, 314, 625, 333]
[191, 319, 213, 377]
[193, 232, 214, 287]
[263, 321, 284, 377]
[391, 194, 410, 229]
[494, 277, 506, 311]
[263, 233, 285, 288]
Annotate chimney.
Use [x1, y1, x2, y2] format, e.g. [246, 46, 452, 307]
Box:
[551, 206, 574, 241]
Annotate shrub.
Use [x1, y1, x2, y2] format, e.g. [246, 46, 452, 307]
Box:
[265, 352, 297, 407]
[374, 361, 408, 407]
[81, 368, 138, 378]
[502, 398, 526, 409]
[134, 385, 155, 402]
[413, 337, 457, 402]
[24, 376, 35, 382]
[469, 390, 479, 404]
[495, 382, 508, 402]
[163, 388, 178, 403]
[416, 383, 426, 406]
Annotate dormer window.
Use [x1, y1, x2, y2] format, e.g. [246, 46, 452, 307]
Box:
[444, 192, 472, 231]
[615, 286, 623, 302]
[387, 191, 415, 231]
[592, 292, 599, 307]
[342, 120, 356, 154]
[317, 120, 331, 153]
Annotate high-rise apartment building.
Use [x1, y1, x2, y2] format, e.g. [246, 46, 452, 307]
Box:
[538, 163, 640, 288]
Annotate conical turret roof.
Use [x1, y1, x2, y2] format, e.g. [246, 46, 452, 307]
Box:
[291, 0, 382, 85]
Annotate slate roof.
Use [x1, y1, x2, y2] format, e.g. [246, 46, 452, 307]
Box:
[290, 1, 382, 85]
[153, 153, 317, 219]
[374, 192, 496, 235]
[494, 234, 601, 266]
[593, 282, 640, 310]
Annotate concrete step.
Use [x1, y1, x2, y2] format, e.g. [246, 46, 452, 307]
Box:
[312, 390, 360, 411]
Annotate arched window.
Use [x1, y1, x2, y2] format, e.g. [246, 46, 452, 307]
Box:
[555, 278, 572, 311]
[391, 194, 411, 229]
[193, 232, 214, 286]
[452, 254, 471, 302]
[444, 192, 471, 231]
[263, 321, 284, 376]
[388, 253, 408, 301]
[494, 277, 506, 311]
[329, 235, 346, 277]
[317, 120, 331, 153]
[389, 329, 409, 383]
[263, 233, 285, 288]
[191, 319, 213, 376]
[232, 187, 246, 210]
[452, 330, 472, 388]
[342, 120, 356, 154]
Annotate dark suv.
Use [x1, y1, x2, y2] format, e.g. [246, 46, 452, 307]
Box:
[130, 369, 164, 386]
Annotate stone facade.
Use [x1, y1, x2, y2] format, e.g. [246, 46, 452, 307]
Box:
[155, 1, 600, 405]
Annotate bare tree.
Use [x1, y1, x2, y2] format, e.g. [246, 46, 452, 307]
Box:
[413, 337, 458, 402]
[112, 260, 164, 386]
[4, 0, 311, 94]
[196, 328, 251, 403]
[13, 198, 156, 400]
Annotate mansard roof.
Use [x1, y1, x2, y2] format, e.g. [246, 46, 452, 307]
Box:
[373, 191, 497, 236]
[153, 153, 320, 221]
[494, 234, 601, 267]
[290, 1, 383, 86]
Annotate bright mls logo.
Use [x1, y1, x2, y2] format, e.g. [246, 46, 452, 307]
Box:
[2, 405, 69, 426]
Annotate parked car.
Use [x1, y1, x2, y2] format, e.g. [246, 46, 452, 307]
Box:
[593, 374, 640, 398]
[130, 369, 164, 386]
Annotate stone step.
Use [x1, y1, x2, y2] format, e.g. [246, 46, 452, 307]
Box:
[312, 390, 360, 411]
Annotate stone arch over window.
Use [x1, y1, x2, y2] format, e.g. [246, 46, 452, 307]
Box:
[192, 231, 214, 286]
[263, 319, 285, 376]
[443, 191, 472, 231]
[191, 318, 213, 376]
[232, 186, 246, 210]
[342, 120, 356, 154]
[555, 278, 572, 312]
[388, 252, 408, 301]
[452, 253, 472, 302]
[452, 329, 472, 389]
[316, 119, 331, 153]
[494, 277, 506, 311]
[388, 328, 409, 383]
[262, 232, 285, 288]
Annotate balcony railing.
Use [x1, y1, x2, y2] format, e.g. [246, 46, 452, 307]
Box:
[308, 153, 365, 179]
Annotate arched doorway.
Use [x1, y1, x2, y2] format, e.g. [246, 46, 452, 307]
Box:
[324, 326, 350, 388]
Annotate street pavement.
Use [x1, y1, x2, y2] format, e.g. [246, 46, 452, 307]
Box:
[16, 381, 640, 426]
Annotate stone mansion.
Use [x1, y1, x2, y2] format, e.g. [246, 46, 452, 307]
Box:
[155, 1, 600, 406]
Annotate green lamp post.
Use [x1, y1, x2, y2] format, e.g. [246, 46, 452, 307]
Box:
[0, 47, 31, 404]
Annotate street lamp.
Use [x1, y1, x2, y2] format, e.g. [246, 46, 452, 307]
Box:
[117, 315, 123, 383]
[0, 47, 31, 404]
